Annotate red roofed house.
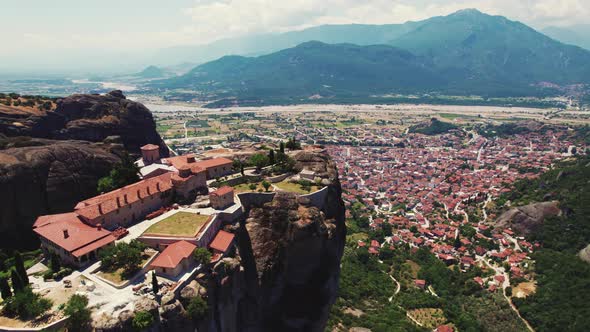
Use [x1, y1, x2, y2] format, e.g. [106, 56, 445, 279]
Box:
[164, 155, 233, 180]
[75, 173, 174, 229]
[415, 279, 426, 289]
[151, 240, 196, 277]
[209, 186, 235, 210]
[435, 324, 454, 332]
[33, 212, 116, 267]
[209, 230, 235, 261]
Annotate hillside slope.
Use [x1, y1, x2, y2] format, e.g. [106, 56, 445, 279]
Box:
[498, 157, 590, 331]
[150, 22, 424, 66]
[158, 41, 445, 99]
[153, 9, 590, 102]
[389, 9, 590, 94]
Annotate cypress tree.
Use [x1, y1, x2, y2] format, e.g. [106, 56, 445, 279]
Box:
[0, 276, 12, 299]
[151, 271, 159, 294]
[50, 253, 61, 273]
[268, 149, 275, 164]
[279, 142, 285, 154]
[10, 269, 24, 292]
[14, 252, 28, 286]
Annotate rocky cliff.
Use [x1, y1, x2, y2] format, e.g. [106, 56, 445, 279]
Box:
[94, 149, 346, 332]
[0, 90, 168, 157]
[0, 139, 124, 249]
[202, 150, 345, 332]
[495, 201, 561, 236]
[0, 91, 169, 249]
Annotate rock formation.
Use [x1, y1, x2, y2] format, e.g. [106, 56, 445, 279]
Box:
[495, 201, 561, 236]
[0, 139, 124, 249]
[94, 149, 346, 332]
[0, 91, 169, 249]
[0, 90, 168, 157]
[207, 150, 346, 332]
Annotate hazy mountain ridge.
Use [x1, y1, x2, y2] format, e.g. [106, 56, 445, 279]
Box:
[156, 41, 446, 98]
[151, 10, 590, 102]
[149, 22, 425, 67]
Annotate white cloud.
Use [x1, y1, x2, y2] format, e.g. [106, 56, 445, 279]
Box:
[178, 0, 590, 45]
[2, 0, 589, 73]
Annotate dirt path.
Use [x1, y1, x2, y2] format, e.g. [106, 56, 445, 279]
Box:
[504, 289, 536, 332]
[388, 274, 401, 302]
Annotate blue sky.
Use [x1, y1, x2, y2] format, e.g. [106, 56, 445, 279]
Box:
[1, 0, 589, 74]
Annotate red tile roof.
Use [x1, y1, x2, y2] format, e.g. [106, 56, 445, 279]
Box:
[194, 157, 233, 169]
[75, 173, 173, 221]
[33, 212, 78, 228]
[33, 213, 113, 253]
[209, 230, 235, 253]
[151, 240, 196, 269]
[436, 325, 454, 332]
[164, 156, 231, 174]
[210, 186, 234, 197]
[72, 234, 116, 258]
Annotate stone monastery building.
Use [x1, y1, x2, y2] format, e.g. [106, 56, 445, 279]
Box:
[33, 145, 234, 267]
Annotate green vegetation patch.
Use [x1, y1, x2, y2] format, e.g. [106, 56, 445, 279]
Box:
[143, 212, 210, 236]
[273, 180, 321, 194]
[502, 157, 590, 331]
[186, 119, 210, 128]
[409, 118, 458, 135]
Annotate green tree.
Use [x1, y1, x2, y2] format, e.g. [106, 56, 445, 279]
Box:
[279, 141, 285, 154]
[10, 270, 24, 292]
[64, 294, 91, 332]
[151, 271, 159, 294]
[3, 287, 52, 319]
[132, 310, 154, 331]
[262, 180, 271, 192]
[50, 253, 61, 273]
[249, 153, 269, 172]
[117, 243, 143, 276]
[193, 248, 212, 265]
[248, 183, 257, 191]
[97, 153, 140, 193]
[186, 296, 208, 322]
[0, 276, 12, 299]
[97, 176, 116, 193]
[268, 149, 275, 164]
[286, 137, 301, 150]
[98, 245, 117, 271]
[14, 252, 28, 286]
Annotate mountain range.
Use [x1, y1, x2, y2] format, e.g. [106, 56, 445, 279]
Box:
[151, 9, 590, 103]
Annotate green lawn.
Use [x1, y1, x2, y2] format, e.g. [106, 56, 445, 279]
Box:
[97, 252, 154, 284]
[232, 182, 272, 193]
[273, 180, 321, 194]
[143, 212, 210, 236]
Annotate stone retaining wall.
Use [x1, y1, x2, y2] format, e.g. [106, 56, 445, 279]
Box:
[299, 186, 329, 210]
[0, 317, 68, 332]
[266, 173, 292, 183]
[237, 192, 276, 210]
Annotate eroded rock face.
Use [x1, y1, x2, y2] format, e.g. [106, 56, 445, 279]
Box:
[495, 201, 561, 236]
[208, 149, 346, 332]
[0, 139, 122, 248]
[0, 90, 168, 157]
